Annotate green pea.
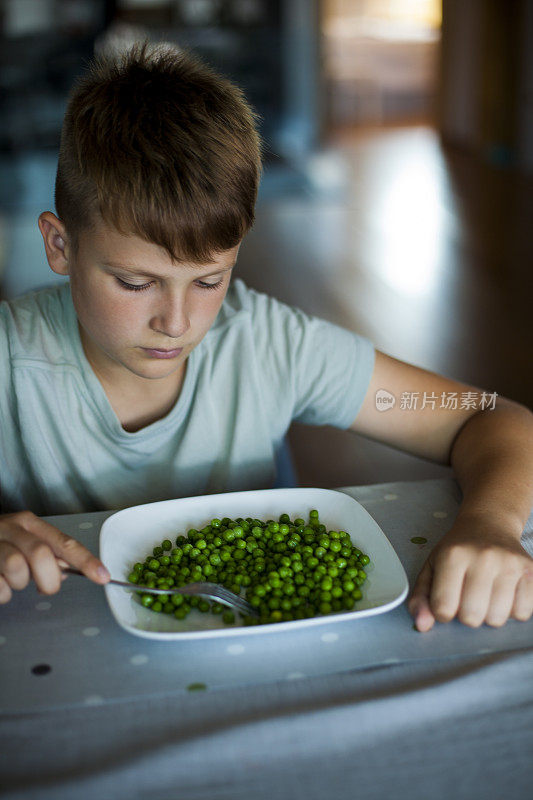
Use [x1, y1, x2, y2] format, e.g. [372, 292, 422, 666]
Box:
[140, 594, 154, 607]
[134, 510, 369, 626]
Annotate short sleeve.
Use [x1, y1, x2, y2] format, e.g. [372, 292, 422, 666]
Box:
[229, 281, 376, 430]
[286, 309, 375, 427]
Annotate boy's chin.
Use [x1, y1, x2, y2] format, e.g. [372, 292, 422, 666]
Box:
[125, 355, 186, 381]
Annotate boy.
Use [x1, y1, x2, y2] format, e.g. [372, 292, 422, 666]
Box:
[0, 41, 532, 632]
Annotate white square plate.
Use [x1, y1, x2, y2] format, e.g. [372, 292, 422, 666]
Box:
[100, 488, 409, 640]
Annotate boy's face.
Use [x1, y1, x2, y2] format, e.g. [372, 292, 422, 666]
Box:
[40, 214, 239, 388]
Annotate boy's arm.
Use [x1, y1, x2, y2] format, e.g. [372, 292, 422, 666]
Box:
[350, 350, 533, 631]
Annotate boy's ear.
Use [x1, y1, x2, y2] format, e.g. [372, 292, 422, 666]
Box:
[38, 212, 71, 276]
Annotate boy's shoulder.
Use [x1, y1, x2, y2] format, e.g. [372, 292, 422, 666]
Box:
[213, 278, 307, 333]
[0, 282, 74, 362]
[218, 277, 269, 316]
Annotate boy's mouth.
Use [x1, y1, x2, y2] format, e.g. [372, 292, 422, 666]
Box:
[141, 347, 184, 359]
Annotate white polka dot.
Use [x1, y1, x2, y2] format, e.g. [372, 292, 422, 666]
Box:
[82, 627, 100, 637]
[0, 635, 6, 646]
[384, 494, 398, 501]
[84, 695, 104, 706]
[432, 511, 448, 519]
[286, 672, 306, 680]
[78, 522, 94, 530]
[35, 601, 52, 611]
[226, 644, 245, 655]
[321, 632, 339, 643]
[130, 654, 149, 665]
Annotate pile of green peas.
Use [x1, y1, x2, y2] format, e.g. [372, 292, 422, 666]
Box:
[127, 510, 370, 626]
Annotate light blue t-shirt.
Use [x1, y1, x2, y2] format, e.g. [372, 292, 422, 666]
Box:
[0, 279, 375, 515]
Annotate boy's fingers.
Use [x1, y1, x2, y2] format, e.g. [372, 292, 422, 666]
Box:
[0, 529, 63, 595]
[456, 568, 494, 628]
[485, 573, 518, 627]
[511, 573, 533, 622]
[0, 575, 13, 604]
[407, 559, 432, 611]
[412, 596, 435, 632]
[1, 514, 110, 585]
[57, 558, 70, 581]
[0, 541, 31, 590]
[427, 552, 467, 624]
[408, 560, 435, 631]
[54, 534, 110, 583]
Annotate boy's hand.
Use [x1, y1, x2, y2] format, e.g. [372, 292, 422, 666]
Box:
[0, 511, 110, 604]
[408, 515, 533, 631]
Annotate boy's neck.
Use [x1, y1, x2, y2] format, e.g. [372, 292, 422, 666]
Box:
[94, 362, 187, 433]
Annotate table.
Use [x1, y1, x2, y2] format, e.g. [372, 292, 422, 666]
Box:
[1, 478, 532, 800]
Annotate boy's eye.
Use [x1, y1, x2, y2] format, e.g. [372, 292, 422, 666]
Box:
[195, 279, 223, 291]
[116, 278, 152, 292]
[115, 277, 224, 292]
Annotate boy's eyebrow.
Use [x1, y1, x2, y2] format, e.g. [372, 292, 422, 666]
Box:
[101, 261, 236, 278]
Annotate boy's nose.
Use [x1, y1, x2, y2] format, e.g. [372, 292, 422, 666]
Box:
[150, 296, 191, 340]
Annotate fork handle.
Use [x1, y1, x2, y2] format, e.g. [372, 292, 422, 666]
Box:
[61, 568, 259, 617]
[62, 568, 183, 595]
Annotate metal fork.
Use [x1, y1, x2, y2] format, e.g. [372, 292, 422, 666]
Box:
[62, 568, 259, 618]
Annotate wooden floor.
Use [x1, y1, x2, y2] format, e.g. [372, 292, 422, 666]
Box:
[238, 124, 533, 488]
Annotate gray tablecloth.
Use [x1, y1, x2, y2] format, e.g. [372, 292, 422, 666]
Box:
[1, 478, 532, 800]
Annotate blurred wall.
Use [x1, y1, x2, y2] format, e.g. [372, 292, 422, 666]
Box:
[439, 0, 533, 171]
[322, 0, 441, 128]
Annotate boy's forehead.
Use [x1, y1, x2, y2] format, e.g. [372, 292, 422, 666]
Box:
[79, 222, 239, 272]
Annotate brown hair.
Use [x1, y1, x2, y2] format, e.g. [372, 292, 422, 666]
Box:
[55, 39, 262, 262]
